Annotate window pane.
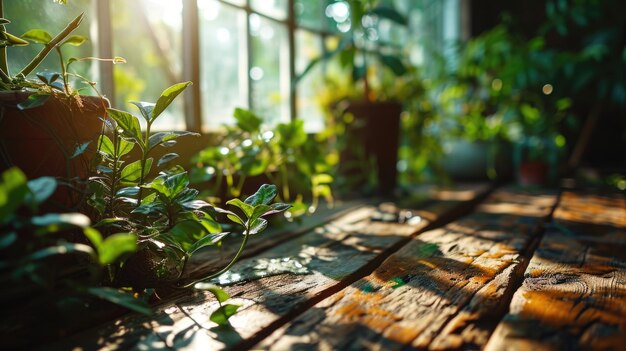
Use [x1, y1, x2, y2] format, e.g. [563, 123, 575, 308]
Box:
[4, 0, 95, 92]
[295, 30, 325, 132]
[223, 0, 245, 6]
[200, 1, 247, 129]
[295, 0, 335, 31]
[250, 0, 288, 20]
[111, 0, 184, 130]
[249, 14, 290, 125]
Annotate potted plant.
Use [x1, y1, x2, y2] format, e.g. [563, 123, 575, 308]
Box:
[299, 0, 409, 197]
[0, 1, 120, 201]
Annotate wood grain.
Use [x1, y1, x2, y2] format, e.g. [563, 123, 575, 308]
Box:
[485, 191, 626, 351]
[48, 184, 489, 350]
[257, 189, 558, 350]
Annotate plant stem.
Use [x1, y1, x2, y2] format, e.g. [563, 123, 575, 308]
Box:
[280, 163, 290, 202]
[55, 46, 70, 94]
[18, 13, 84, 78]
[136, 120, 151, 206]
[0, 0, 9, 82]
[179, 228, 250, 288]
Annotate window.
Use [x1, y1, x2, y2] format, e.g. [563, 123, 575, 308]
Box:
[32, 0, 460, 132]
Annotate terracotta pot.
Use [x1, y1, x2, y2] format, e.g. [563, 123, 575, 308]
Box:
[342, 100, 402, 197]
[519, 161, 549, 186]
[0, 91, 108, 180]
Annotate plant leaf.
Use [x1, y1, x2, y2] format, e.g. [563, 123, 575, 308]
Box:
[130, 101, 155, 123]
[148, 131, 199, 151]
[0, 232, 17, 250]
[108, 108, 143, 143]
[116, 186, 140, 197]
[83, 227, 103, 250]
[70, 141, 91, 159]
[26, 176, 57, 205]
[248, 218, 268, 235]
[369, 6, 407, 25]
[244, 184, 277, 206]
[3, 31, 29, 46]
[187, 232, 230, 255]
[27, 242, 94, 261]
[99, 233, 137, 265]
[97, 135, 115, 157]
[210, 304, 240, 326]
[22, 29, 52, 44]
[31, 213, 91, 230]
[182, 199, 211, 210]
[87, 287, 152, 315]
[225, 198, 254, 218]
[120, 158, 152, 183]
[0, 168, 28, 223]
[62, 35, 87, 46]
[17, 93, 50, 110]
[378, 53, 407, 76]
[158, 153, 179, 167]
[194, 283, 230, 302]
[152, 81, 193, 120]
[262, 203, 292, 217]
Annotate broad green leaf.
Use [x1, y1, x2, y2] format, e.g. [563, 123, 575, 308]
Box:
[3, 31, 29, 46]
[97, 135, 115, 157]
[152, 81, 192, 120]
[379, 54, 407, 76]
[26, 176, 57, 205]
[210, 304, 240, 326]
[17, 93, 50, 110]
[36, 71, 60, 84]
[28, 242, 94, 261]
[108, 108, 143, 143]
[31, 213, 91, 230]
[233, 108, 263, 133]
[194, 283, 230, 303]
[116, 186, 140, 197]
[187, 232, 230, 255]
[0, 168, 28, 223]
[182, 199, 211, 211]
[248, 218, 268, 235]
[169, 220, 209, 248]
[93, 217, 129, 228]
[227, 214, 245, 226]
[118, 138, 134, 157]
[158, 153, 179, 167]
[70, 141, 91, 159]
[148, 131, 199, 151]
[0, 232, 17, 250]
[249, 204, 270, 224]
[226, 198, 254, 218]
[262, 203, 292, 217]
[120, 158, 152, 183]
[244, 184, 277, 206]
[130, 101, 155, 123]
[199, 216, 222, 233]
[22, 29, 52, 44]
[312, 173, 333, 184]
[99, 233, 137, 265]
[62, 35, 87, 46]
[83, 227, 103, 249]
[87, 287, 152, 315]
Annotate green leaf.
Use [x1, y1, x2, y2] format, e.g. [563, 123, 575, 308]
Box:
[87, 287, 152, 315]
[26, 176, 57, 205]
[152, 81, 192, 120]
[62, 35, 87, 46]
[0, 232, 17, 250]
[97, 135, 115, 157]
[31, 213, 91, 230]
[248, 218, 268, 235]
[37, 71, 60, 84]
[118, 138, 134, 157]
[108, 108, 143, 143]
[2, 31, 29, 46]
[158, 153, 179, 167]
[70, 141, 91, 159]
[17, 93, 50, 110]
[22, 29, 52, 44]
[233, 108, 263, 133]
[169, 221, 209, 248]
[249, 204, 270, 224]
[226, 198, 254, 218]
[99, 233, 137, 265]
[187, 232, 230, 255]
[369, 6, 407, 25]
[148, 131, 199, 151]
[262, 203, 292, 217]
[227, 214, 245, 226]
[210, 304, 240, 326]
[0, 168, 28, 223]
[244, 184, 277, 206]
[120, 158, 152, 183]
[194, 283, 230, 302]
[116, 187, 140, 197]
[182, 199, 211, 210]
[130, 101, 155, 123]
[28, 242, 94, 261]
[379, 54, 407, 76]
[83, 227, 103, 249]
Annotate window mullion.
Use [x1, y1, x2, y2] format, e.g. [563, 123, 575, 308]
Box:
[182, 0, 202, 132]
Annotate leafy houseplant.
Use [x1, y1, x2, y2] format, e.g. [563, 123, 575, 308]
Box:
[192, 108, 333, 220]
[90, 82, 291, 290]
[300, 0, 409, 196]
[0, 1, 119, 200]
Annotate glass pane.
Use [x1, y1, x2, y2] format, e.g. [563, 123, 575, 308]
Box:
[223, 0, 245, 5]
[200, 1, 247, 129]
[295, 0, 335, 31]
[111, 0, 184, 130]
[250, 14, 290, 125]
[295, 30, 325, 132]
[4, 0, 95, 92]
[250, 0, 288, 20]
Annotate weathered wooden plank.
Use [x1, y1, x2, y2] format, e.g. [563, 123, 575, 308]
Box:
[257, 188, 558, 350]
[48, 184, 489, 350]
[485, 191, 626, 351]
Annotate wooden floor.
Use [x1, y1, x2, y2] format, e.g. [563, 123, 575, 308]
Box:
[46, 183, 626, 350]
